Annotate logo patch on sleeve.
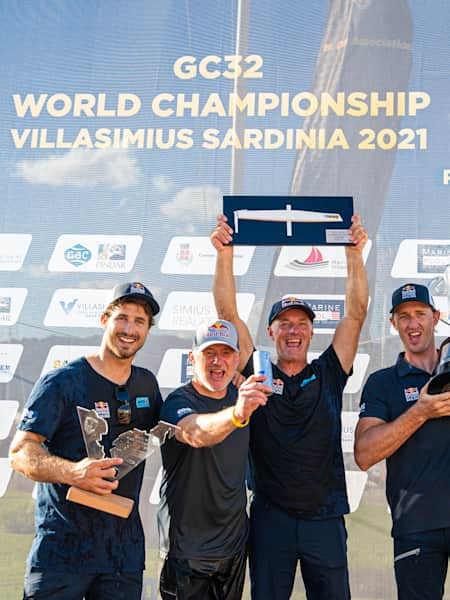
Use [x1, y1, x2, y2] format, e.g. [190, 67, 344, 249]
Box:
[404, 387, 419, 403]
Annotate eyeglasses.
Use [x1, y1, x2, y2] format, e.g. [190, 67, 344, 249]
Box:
[115, 385, 131, 425]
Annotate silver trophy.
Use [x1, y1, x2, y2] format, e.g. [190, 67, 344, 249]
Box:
[66, 407, 179, 517]
[428, 265, 450, 394]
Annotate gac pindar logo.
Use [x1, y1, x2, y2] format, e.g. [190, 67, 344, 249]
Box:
[64, 244, 92, 267]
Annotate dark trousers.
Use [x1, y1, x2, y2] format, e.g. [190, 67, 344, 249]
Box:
[249, 496, 350, 600]
[23, 569, 143, 600]
[394, 527, 450, 600]
[159, 547, 247, 600]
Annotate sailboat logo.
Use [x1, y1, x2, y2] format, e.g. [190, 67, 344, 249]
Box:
[286, 247, 329, 270]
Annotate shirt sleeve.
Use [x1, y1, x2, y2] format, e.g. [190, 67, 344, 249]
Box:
[18, 372, 67, 441]
[359, 373, 389, 422]
[160, 388, 196, 425]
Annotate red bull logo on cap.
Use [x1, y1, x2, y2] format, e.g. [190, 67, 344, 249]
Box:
[208, 321, 230, 337]
[281, 296, 301, 308]
[401, 285, 417, 300]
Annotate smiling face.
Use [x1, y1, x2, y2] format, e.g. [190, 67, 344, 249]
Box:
[100, 301, 151, 361]
[268, 307, 313, 373]
[190, 343, 239, 398]
[390, 301, 440, 361]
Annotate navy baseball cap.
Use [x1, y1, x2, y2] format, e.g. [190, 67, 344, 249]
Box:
[390, 283, 436, 313]
[268, 297, 315, 325]
[193, 320, 239, 352]
[107, 282, 160, 315]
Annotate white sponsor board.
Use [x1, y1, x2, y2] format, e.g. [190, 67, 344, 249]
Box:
[308, 352, 370, 394]
[0, 401, 19, 439]
[0, 234, 32, 271]
[0, 288, 28, 326]
[391, 239, 450, 278]
[44, 289, 109, 327]
[0, 459, 13, 497]
[48, 234, 142, 272]
[345, 470, 368, 513]
[341, 411, 359, 453]
[157, 348, 192, 388]
[41, 345, 98, 377]
[161, 236, 255, 275]
[0, 345, 23, 383]
[274, 240, 371, 277]
[158, 292, 255, 330]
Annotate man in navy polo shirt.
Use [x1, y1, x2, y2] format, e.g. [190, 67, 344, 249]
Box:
[211, 214, 368, 599]
[355, 283, 450, 600]
[9, 282, 162, 600]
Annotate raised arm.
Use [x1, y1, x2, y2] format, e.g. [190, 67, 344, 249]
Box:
[211, 215, 254, 369]
[174, 374, 270, 447]
[9, 429, 122, 495]
[332, 214, 369, 374]
[354, 383, 450, 471]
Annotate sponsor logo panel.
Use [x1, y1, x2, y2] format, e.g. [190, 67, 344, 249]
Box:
[0, 345, 23, 383]
[0, 401, 19, 439]
[275, 241, 371, 277]
[0, 234, 32, 271]
[41, 345, 98, 377]
[157, 349, 192, 388]
[0, 288, 28, 326]
[44, 289, 109, 327]
[341, 411, 359, 453]
[345, 470, 368, 513]
[48, 235, 142, 272]
[391, 239, 450, 278]
[158, 292, 254, 331]
[161, 236, 255, 275]
[0, 459, 13, 497]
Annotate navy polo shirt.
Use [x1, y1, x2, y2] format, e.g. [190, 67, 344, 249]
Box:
[245, 345, 350, 518]
[18, 357, 162, 573]
[158, 382, 249, 560]
[360, 352, 450, 537]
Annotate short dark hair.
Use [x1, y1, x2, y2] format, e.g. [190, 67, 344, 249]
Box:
[103, 296, 154, 327]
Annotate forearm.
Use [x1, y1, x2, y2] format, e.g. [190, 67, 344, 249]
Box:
[177, 407, 240, 448]
[213, 247, 239, 320]
[355, 408, 427, 470]
[344, 248, 368, 324]
[9, 439, 74, 484]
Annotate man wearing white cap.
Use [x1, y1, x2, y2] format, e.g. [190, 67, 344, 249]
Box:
[158, 319, 270, 600]
[355, 283, 450, 600]
[9, 282, 162, 600]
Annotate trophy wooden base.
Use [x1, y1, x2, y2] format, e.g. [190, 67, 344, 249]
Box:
[66, 486, 134, 518]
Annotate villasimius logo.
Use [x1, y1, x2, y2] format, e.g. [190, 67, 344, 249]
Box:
[59, 298, 78, 315]
[64, 244, 92, 267]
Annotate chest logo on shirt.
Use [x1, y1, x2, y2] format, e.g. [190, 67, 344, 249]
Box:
[404, 387, 420, 403]
[94, 401, 111, 418]
[136, 396, 150, 409]
[300, 373, 317, 388]
[272, 378, 284, 395]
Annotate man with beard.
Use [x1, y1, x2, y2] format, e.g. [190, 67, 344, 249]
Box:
[355, 283, 450, 600]
[9, 282, 162, 600]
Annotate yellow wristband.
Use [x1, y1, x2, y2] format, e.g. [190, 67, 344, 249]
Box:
[231, 408, 249, 428]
